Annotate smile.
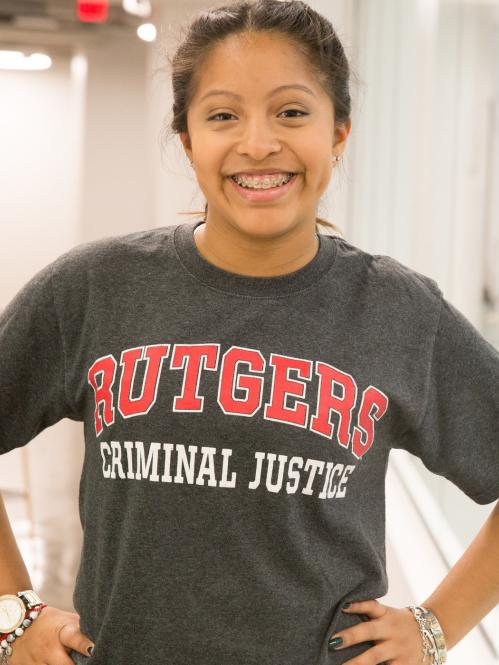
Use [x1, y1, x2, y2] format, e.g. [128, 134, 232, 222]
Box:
[227, 173, 299, 202]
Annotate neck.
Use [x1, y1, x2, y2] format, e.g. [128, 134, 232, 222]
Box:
[193, 218, 320, 278]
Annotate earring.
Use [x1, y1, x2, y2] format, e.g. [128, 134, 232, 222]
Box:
[333, 155, 341, 162]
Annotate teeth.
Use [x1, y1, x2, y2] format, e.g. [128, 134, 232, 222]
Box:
[232, 173, 294, 189]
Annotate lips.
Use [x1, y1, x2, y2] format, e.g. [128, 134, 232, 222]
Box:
[229, 171, 296, 177]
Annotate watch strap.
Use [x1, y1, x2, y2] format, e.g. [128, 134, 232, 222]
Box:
[18, 590, 44, 610]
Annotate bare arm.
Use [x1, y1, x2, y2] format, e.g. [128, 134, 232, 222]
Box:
[421, 500, 499, 650]
[0, 491, 97, 661]
[0, 490, 33, 593]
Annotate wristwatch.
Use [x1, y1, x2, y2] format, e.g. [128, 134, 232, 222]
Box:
[0, 590, 44, 634]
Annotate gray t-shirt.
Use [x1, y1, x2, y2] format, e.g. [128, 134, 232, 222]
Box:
[1, 219, 498, 665]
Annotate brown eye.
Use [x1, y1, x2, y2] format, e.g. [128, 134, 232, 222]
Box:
[280, 109, 308, 118]
[207, 112, 235, 121]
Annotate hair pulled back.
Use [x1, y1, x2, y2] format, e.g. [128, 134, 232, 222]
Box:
[160, 0, 357, 236]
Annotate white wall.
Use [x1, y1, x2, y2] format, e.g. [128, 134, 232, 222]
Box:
[146, 0, 209, 231]
[331, 0, 496, 330]
[80, 32, 154, 241]
[0, 54, 80, 304]
[484, 21, 499, 310]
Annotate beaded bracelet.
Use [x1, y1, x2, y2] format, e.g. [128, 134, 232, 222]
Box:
[0, 602, 47, 664]
[406, 604, 447, 665]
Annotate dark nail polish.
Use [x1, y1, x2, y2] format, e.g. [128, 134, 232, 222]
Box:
[328, 636, 343, 650]
[342, 602, 351, 609]
[87, 645, 94, 656]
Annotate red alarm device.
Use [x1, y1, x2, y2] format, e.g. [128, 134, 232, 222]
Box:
[77, 1, 109, 23]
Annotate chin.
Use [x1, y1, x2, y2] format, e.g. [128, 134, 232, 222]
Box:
[237, 217, 300, 238]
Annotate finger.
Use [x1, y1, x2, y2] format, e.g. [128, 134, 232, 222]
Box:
[50, 650, 84, 665]
[11, 645, 77, 665]
[328, 616, 383, 651]
[58, 622, 95, 660]
[342, 598, 385, 618]
[338, 643, 391, 665]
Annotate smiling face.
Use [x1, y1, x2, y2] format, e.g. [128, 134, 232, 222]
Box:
[179, 30, 350, 239]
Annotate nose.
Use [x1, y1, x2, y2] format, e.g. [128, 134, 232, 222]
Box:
[235, 114, 282, 161]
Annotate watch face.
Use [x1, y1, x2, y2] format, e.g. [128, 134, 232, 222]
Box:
[0, 595, 25, 633]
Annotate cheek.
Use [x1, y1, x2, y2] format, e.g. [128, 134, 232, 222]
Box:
[195, 161, 224, 189]
[190, 169, 220, 202]
[300, 139, 331, 177]
[310, 161, 333, 196]
[193, 134, 225, 168]
[304, 156, 332, 188]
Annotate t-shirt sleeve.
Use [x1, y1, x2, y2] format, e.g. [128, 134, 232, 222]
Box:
[0, 260, 80, 456]
[392, 289, 499, 505]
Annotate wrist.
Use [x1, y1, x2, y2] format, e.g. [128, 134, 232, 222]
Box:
[406, 604, 448, 665]
[0, 590, 47, 663]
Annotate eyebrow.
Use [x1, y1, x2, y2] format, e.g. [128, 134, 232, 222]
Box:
[199, 84, 317, 103]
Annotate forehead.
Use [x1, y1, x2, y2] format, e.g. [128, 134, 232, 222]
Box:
[192, 31, 322, 102]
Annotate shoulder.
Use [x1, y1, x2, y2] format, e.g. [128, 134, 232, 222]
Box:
[49, 225, 176, 281]
[332, 235, 443, 308]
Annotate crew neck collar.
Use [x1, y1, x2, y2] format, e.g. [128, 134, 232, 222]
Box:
[173, 219, 338, 298]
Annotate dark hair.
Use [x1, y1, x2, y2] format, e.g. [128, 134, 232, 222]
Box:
[157, 0, 360, 237]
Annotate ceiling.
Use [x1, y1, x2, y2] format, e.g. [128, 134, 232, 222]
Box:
[0, 0, 145, 52]
[1, 0, 498, 54]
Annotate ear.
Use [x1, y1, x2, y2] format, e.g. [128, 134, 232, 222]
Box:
[179, 132, 193, 163]
[333, 118, 352, 156]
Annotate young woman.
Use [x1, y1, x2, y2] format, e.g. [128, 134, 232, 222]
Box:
[1, 1, 498, 664]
